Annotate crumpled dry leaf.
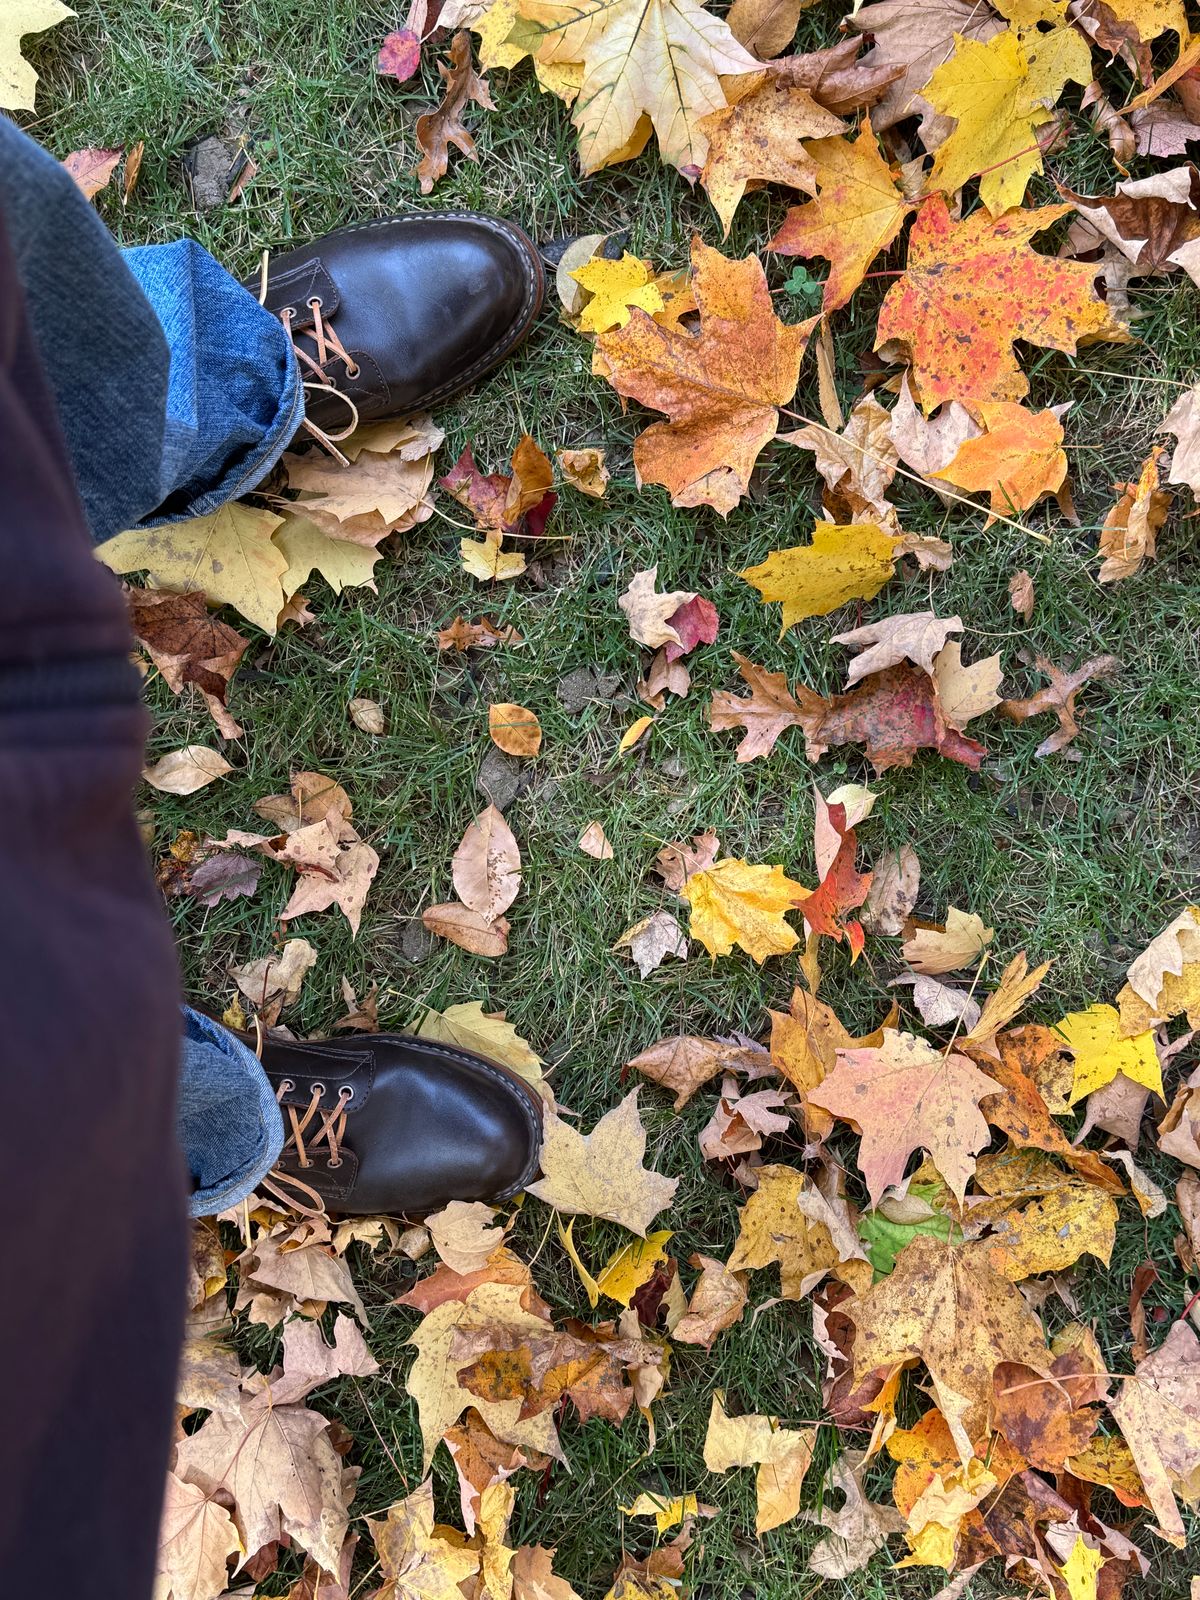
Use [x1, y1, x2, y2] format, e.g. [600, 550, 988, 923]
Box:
[680, 855, 808, 961]
[805, 1449, 906, 1577]
[416, 31, 495, 193]
[834, 611, 962, 687]
[1097, 445, 1172, 583]
[594, 238, 814, 515]
[889, 374, 982, 492]
[703, 1390, 816, 1533]
[698, 1079, 791, 1159]
[614, 910, 689, 977]
[142, 745, 233, 795]
[368, 1478, 483, 1600]
[626, 1033, 756, 1109]
[902, 907, 994, 975]
[618, 567, 694, 649]
[861, 843, 920, 936]
[284, 425, 442, 545]
[441, 434, 555, 536]
[556, 446, 609, 495]
[780, 393, 899, 527]
[129, 587, 249, 739]
[1000, 653, 1121, 757]
[672, 1254, 747, 1349]
[654, 829, 720, 892]
[230, 939, 318, 1023]
[528, 1091, 679, 1236]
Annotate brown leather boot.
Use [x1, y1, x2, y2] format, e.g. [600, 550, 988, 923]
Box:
[257, 1032, 544, 1216]
[248, 212, 544, 447]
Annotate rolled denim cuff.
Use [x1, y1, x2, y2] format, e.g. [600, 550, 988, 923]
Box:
[177, 1005, 284, 1218]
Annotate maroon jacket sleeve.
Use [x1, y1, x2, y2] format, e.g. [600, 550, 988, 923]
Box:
[0, 206, 187, 1595]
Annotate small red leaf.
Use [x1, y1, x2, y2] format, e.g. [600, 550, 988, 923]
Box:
[377, 29, 422, 81]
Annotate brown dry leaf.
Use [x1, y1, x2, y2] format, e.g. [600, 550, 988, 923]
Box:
[175, 1401, 349, 1574]
[427, 1201, 507, 1275]
[240, 1224, 368, 1324]
[1159, 1064, 1200, 1168]
[861, 844, 921, 937]
[1112, 1317, 1200, 1547]
[529, 1091, 679, 1235]
[1098, 446, 1173, 583]
[416, 31, 495, 193]
[618, 567, 695, 649]
[1010, 568, 1035, 620]
[594, 238, 814, 515]
[281, 839, 380, 938]
[285, 445, 440, 546]
[510, 1544, 585, 1600]
[444, 1413, 535, 1538]
[698, 1080, 791, 1159]
[770, 38, 905, 113]
[902, 908, 994, 975]
[851, 1234, 1052, 1464]
[578, 820, 614, 859]
[368, 1478, 483, 1600]
[672, 1253, 748, 1349]
[348, 696, 386, 735]
[437, 616, 524, 652]
[453, 804, 522, 923]
[780, 393, 898, 526]
[849, 0, 1004, 141]
[703, 1390, 816, 1533]
[1160, 381, 1200, 500]
[614, 910, 689, 977]
[1000, 654, 1121, 757]
[489, 702, 543, 757]
[1065, 166, 1200, 291]
[422, 903, 511, 957]
[1117, 904, 1200, 1032]
[726, 0, 817, 58]
[833, 611, 962, 687]
[809, 1029, 998, 1205]
[805, 1448, 906, 1577]
[155, 1472, 243, 1600]
[709, 651, 810, 762]
[230, 939, 319, 1024]
[253, 771, 357, 837]
[698, 76, 844, 236]
[962, 951, 1051, 1048]
[654, 829, 720, 891]
[129, 587, 248, 739]
[142, 744, 233, 795]
[557, 446, 609, 496]
[626, 1034, 756, 1109]
[727, 1163, 866, 1300]
[245, 1313, 381, 1409]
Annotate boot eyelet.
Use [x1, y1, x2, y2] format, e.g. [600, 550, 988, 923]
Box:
[278, 1078, 295, 1093]
[344, 362, 361, 379]
[340, 1085, 354, 1102]
[327, 1158, 344, 1169]
[310, 1081, 327, 1098]
[307, 295, 323, 310]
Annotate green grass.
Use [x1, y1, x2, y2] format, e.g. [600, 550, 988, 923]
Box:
[23, 1, 1200, 1594]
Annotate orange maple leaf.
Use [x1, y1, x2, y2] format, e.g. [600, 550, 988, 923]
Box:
[595, 238, 815, 515]
[875, 197, 1124, 411]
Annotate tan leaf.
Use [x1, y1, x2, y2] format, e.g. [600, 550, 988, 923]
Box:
[557, 446, 610, 496]
[349, 696, 387, 734]
[832, 610, 963, 687]
[246, 1312, 380, 1408]
[422, 902, 511, 956]
[427, 1201, 507, 1275]
[672, 1253, 748, 1349]
[618, 567, 694, 650]
[653, 829, 720, 891]
[805, 1449, 905, 1577]
[511, 1545, 584, 1600]
[489, 702, 543, 757]
[1000, 654, 1121, 757]
[614, 910, 689, 977]
[528, 1090, 679, 1235]
[698, 77, 843, 235]
[1009, 568, 1035, 620]
[452, 804, 522, 922]
[281, 839, 380, 937]
[626, 1034, 753, 1110]
[230, 939, 318, 1022]
[1111, 1317, 1200, 1547]
[155, 1472, 243, 1600]
[780, 393, 898, 524]
[242, 1227, 368, 1323]
[578, 821, 614, 859]
[709, 652, 809, 763]
[142, 745, 233, 795]
[1098, 446, 1172, 583]
[888, 374, 981, 486]
[285, 450, 438, 546]
[931, 641, 1004, 732]
[860, 844, 920, 936]
[62, 145, 122, 199]
[902, 907, 994, 975]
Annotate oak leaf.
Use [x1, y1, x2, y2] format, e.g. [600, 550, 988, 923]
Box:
[416, 32, 495, 192]
[679, 856, 808, 961]
[739, 520, 900, 633]
[1098, 446, 1172, 583]
[709, 652, 810, 762]
[925, 23, 1092, 215]
[101, 504, 288, 634]
[767, 121, 913, 311]
[1111, 1317, 1200, 1546]
[528, 1090, 679, 1235]
[851, 1234, 1052, 1462]
[875, 197, 1122, 411]
[1000, 652, 1120, 756]
[702, 1391, 816, 1533]
[933, 403, 1068, 521]
[516, 0, 758, 173]
[698, 76, 844, 236]
[594, 238, 813, 515]
[1053, 1002, 1164, 1105]
[437, 616, 523, 652]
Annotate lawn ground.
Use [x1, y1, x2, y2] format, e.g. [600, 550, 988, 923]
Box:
[22, 1, 1200, 1594]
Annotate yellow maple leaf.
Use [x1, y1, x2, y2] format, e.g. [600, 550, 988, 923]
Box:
[100, 504, 288, 635]
[1, 0, 73, 111]
[1054, 1002, 1164, 1106]
[681, 858, 808, 962]
[1103, 0, 1189, 40]
[570, 253, 665, 334]
[698, 77, 844, 236]
[516, 0, 759, 173]
[702, 1391, 816, 1534]
[1059, 1536, 1105, 1600]
[273, 513, 382, 597]
[925, 24, 1092, 215]
[932, 401, 1068, 521]
[368, 1479, 482, 1600]
[621, 1491, 699, 1533]
[471, 0, 582, 99]
[740, 520, 900, 634]
[461, 530, 526, 581]
[595, 1231, 673, 1306]
[527, 1090, 679, 1235]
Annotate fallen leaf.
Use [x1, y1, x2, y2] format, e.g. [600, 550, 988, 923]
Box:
[515, 0, 758, 173]
[273, 513, 383, 595]
[142, 745, 233, 795]
[698, 76, 844, 236]
[437, 616, 524, 651]
[851, 1234, 1052, 1463]
[129, 587, 248, 739]
[727, 1163, 865, 1298]
[933, 403, 1068, 521]
[367, 1478, 483, 1600]
[680, 856, 808, 961]
[875, 197, 1123, 411]
[618, 714, 655, 754]
[1054, 1002, 1164, 1105]
[427, 1201, 507, 1274]
[578, 821, 613, 859]
[924, 23, 1092, 215]
[614, 910, 689, 977]
[528, 1091, 680, 1235]
[1111, 1317, 1200, 1547]
[810, 1029, 998, 1204]
[414, 1003, 543, 1093]
[231, 940, 318, 1021]
[1010, 568, 1035, 619]
[489, 703, 542, 757]
[570, 253, 665, 333]
[902, 907, 994, 975]
[618, 567, 695, 649]
[594, 1231, 673, 1306]
[794, 663, 988, 773]
[100, 504, 288, 634]
[740, 521, 900, 633]
[281, 840, 380, 938]
[654, 830, 720, 892]
[155, 1472, 243, 1600]
[620, 1492, 703, 1534]
[594, 238, 814, 515]
[703, 1391, 816, 1533]
[416, 31, 495, 193]
[834, 611, 962, 687]
[188, 851, 262, 908]
[699, 1081, 792, 1158]
[892, 973, 981, 1031]
[780, 393, 898, 526]
[452, 804, 522, 924]
[423, 903, 511, 956]
[285, 447, 439, 546]
[888, 374, 982, 489]
[462, 530, 527, 582]
[1098, 446, 1172, 583]
[767, 120, 913, 311]
[378, 27, 422, 83]
[805, 1448, 906, 1577]
[709, 652, 810, 762]
[725, 0, 815, 57]
[861, 844, 921, 936]
[556, 446, 609, 495]
[626, 1034, 753, 1109]
[62, 145, 122, 199]
[979, 1181, 1119, 1279]
[1, 0, 74, 112]
[1118, 904, 1200, 1032]
[349, 696, 387, 735]
[848, 0, 1004, 141]
[672, 1254, 747, 1348]
[510, 1545, 584, 1600]
[1000, 653, 1121, 756]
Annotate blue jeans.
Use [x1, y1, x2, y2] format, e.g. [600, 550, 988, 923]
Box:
[0, 115, 294, 1213]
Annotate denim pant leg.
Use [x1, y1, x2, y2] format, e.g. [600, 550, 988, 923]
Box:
[180, 1008, 285, 1216]
[0, 115, 302, 544]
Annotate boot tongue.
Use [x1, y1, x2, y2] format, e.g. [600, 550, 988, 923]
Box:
[255, 255, 341, 332]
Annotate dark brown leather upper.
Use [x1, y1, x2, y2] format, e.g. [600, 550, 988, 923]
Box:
[259, 1032, 544, 1215]
[248, 212, 544, 430]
